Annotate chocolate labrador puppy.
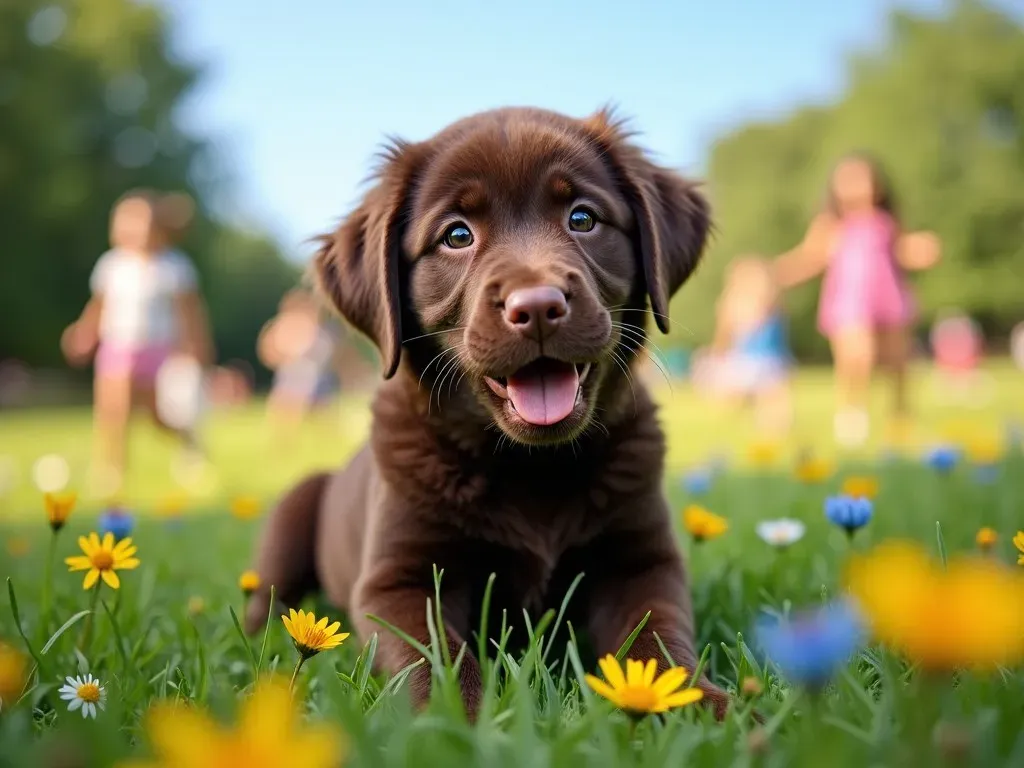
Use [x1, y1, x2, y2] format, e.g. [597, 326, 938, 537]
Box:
[245, 106, 729, 717]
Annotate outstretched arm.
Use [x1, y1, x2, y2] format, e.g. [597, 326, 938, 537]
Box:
[772, 214, 834, 288]
[896, 230, 941, 270]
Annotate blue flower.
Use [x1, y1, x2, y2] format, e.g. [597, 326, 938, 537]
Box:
[756, 601, 865, 688]
[973, 464, 1000, 485]
[825, 495, 873, 535]
[682, 467, 712, 496]
[925, 446, 960, 474]
[98, 508, 134, 541]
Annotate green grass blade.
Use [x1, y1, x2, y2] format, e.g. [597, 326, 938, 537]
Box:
[356, 632, 379, 696]
[101, 600, 130, 674]
[365, 613, 431, 659]
[476, 572, 496, 667]
[256, 584, 276, 679]
[542, 571, 584, 664]
[228, 605, 259, 683]
[40, 610, 91, 655]
[935, 520, 948, 568]
[689, 643, 712, 687]
[7, 578, 46, 678]
[614, 610, 650, 660]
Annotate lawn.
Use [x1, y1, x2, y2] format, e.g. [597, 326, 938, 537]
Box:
[1, 363, 1023, 767]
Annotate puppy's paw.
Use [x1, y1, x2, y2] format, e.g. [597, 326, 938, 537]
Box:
[697, 681, 733, 721]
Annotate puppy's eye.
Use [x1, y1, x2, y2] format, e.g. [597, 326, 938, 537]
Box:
[568, 208, 596, 232]
[443, 223, 473, 249]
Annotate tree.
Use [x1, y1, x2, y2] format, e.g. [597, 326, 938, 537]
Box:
[0, 0, 298, 377]
[674, 0, 1024, 359]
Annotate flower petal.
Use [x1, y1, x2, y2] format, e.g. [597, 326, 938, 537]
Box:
[651, 666, 688, 696]
[642, 659, 657, 687]
[65, 556, 91, 571]
[101, 569, 121, 589]
[116, 558, 140, 570]
[324, 621, 341, 636]
[662, 688, 704, 708]
[68, 697, 83, 711]
[584, 674, 620, 704]
[315, 615, 329, 631]
[83, 569, 100, 590]
[101, 532, 115, 551]
[112, 537, 135, 557]
[87, 532, 101, 551]
[597, 655, 625, 690]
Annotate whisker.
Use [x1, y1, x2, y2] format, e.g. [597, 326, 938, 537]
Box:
[608, 348, 638, 416]
[403, 326, 468, 344]
[418, 347, 456, 390]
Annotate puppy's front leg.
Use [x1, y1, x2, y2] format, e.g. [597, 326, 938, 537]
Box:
[585, 498, 731, 719]
[352, 564, 482, 717]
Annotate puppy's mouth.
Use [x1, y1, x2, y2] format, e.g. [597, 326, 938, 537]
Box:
[484, 358, 592, 426]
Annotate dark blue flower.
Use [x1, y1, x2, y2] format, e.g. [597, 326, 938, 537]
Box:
[756, 600, 865, 688]
[825, 495, 873, 535]
[925, 446, 960, 474]
[682, 467, 712, 496]
[98, 507, 134, 541]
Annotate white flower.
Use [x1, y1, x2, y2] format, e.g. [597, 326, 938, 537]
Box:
[58, 674, 106, 719]
[756, 518, 806, 548]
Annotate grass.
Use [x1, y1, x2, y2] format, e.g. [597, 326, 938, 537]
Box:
[1, 363, 1023, 766]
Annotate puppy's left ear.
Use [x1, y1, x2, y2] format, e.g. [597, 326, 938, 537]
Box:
[585, 111, 711, 334]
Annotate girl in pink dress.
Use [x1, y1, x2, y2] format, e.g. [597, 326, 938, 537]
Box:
[774, 154, 941, 447]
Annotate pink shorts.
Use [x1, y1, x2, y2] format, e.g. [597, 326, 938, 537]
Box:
[95, 343, 173, 383]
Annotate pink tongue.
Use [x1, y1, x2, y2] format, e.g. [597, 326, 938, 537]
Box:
[507, 364, 579, 426]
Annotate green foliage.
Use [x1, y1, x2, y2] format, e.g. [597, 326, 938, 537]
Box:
[675, 0, 1024, 358]
[2, 435, 1024, 764]
[0, 0, 298, 373]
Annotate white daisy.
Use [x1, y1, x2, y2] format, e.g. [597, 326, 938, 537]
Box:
[756, 518, 806, 548]
[58, 674, 106, 719]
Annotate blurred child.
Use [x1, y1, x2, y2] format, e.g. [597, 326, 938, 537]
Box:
[773, 153, 940, 447]
[61, 190, 213, 495]
[694, 256, 793, 437]
[257, 288, 342, 438]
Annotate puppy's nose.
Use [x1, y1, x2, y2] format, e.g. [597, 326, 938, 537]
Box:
[503, 286, 568, 341]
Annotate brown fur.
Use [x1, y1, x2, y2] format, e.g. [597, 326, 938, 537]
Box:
[245, 107, 729, 717]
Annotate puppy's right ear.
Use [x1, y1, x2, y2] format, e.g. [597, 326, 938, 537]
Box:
[314, 143, 420, 379]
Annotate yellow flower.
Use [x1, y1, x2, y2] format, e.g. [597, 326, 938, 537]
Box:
[281, 609, 349, 659]
[44, 492, 77, 532]
[230, 495, 262, 521]
[975, 527, 998, 552]
[584, 655, 703, 717]
[187, 596, 206, 617]
[747, 441, 780, 467]
[0, 641, 28, 707]
[1014, 531, 1024, 566]
[239, 570, 261, 597]
[682, 505, 728, 542]
[845, 540, 1024, 670]
[840, 475, 879, 500]
[795, 456, 833, 484]
[123, 677, 344, 768]
[65, 532, 140, 590]
[965, 436, 1003, 465]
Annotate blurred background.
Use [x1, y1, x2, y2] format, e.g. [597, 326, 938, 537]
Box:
[0, 0, 1022, 511]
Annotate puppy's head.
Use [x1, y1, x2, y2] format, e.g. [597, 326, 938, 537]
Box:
[316, 107, 709, 446]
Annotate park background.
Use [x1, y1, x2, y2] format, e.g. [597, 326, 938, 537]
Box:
[1, 0, 1023, 509]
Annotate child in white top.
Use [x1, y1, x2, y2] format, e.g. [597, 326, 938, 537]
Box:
[62, 190, 213, 495]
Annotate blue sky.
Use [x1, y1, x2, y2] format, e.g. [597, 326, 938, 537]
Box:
[165, 0, 967, 259]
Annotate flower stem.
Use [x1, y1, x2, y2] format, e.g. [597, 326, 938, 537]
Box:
[38, 531, 59, 644]
[288, 656, 305, 694]
[77, 582, 102, 651]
